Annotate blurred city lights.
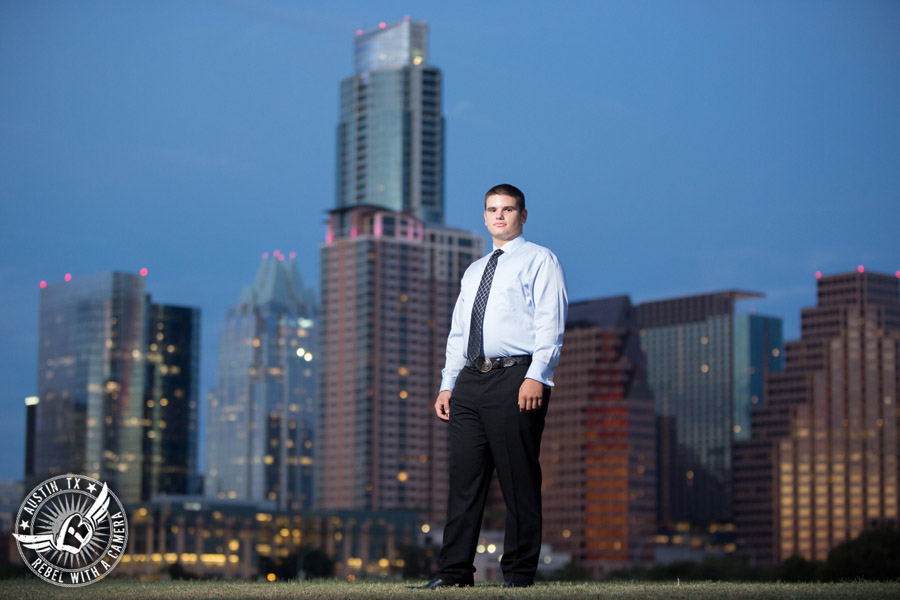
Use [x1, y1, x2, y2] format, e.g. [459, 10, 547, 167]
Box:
[64, 273, 72, 282]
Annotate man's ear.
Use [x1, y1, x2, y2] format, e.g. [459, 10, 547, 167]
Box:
[521, 208, 528, 223]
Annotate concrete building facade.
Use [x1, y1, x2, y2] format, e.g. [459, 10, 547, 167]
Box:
[544, 297, 656, 576]
[317, 206, 481, 524]
[734, 270, 900, 564]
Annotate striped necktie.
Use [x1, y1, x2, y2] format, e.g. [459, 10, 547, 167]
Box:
[467, 249, 504, 361]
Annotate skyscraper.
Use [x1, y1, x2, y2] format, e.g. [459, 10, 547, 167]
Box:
[206, 253, 317, 511]
[24, 395, 38, 480]
[336, 18, 444, 225]
[33, 272, 147, 501]
[319, 19, 479, 522]
[636, 292, 783, 534]
[31, 272, 201, 503]
[734, 270, 900, 564]
[543, 297, 656, 576]
[143, 303, 201, 499]
[317, 206, 482, 520]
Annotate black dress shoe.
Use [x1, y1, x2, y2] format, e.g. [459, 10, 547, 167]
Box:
[502, 580, 533, 588]
[409, 577, 474, 589]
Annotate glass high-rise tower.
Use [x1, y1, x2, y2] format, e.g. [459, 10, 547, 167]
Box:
[336, 18, 444, 225]
[143, 303, 201, 499]
[637, 292, 784, 530]
[319, 20, 483, 522]
[33, 273, 147, 501]
[31, 272, 201, 503]
[206, 254, 317, 511]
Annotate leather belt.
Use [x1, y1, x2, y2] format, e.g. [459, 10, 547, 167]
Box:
[465, 355, 532, 373]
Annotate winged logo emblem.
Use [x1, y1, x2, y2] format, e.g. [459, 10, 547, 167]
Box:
[14, 483, 110, 555]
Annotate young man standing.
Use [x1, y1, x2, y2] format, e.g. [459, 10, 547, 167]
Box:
[417, 183, 568, 588]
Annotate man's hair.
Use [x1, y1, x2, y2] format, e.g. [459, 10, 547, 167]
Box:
[484, 183, 525, 212]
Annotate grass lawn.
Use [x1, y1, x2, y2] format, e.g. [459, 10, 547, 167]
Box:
[1, 580, 899, 600]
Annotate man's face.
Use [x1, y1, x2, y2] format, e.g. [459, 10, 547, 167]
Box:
[484, 194, 527, 245]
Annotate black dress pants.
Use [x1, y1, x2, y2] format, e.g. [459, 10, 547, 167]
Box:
[437, 363, 550, 585]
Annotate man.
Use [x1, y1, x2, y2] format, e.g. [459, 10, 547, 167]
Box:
[417, 183, 567, 589]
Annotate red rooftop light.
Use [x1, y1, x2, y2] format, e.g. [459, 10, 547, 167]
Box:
[64, 273, 72, 282]
[896, 271, 900, 278]
[379, 22, 386, 29]
[289, 252, 296, 259]
[356, 29, 363, 36]
[857, 265, 865, 273]
[140, 268, 148, 277]
[263, 252, 269, 259]
[40, 280, 47, 289]
[815, 271, 822, 279]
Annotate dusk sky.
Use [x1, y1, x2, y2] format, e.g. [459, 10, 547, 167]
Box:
[1, 1, 898, 482]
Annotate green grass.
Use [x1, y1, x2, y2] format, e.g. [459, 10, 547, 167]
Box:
[1, 580, 899, 600]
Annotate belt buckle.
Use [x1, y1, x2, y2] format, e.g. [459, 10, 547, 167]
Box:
[475, 357, 493, 373]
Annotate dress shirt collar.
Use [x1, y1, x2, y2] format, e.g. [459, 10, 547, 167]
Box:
[492, 235, 527, 256]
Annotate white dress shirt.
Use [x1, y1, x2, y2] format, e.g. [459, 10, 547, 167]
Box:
[440, 235, 568, 391]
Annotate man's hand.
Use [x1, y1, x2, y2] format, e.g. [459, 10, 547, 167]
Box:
[435, 390, 452, 421]
[518, 378, 544, 413]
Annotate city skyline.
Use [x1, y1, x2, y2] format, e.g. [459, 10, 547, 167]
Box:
[2, 1, 899, 482]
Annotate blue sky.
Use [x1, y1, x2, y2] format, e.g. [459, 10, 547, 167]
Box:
[1, 0, 898, 482]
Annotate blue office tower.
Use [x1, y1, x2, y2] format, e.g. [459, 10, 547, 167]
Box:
[336, 18, 444, 225]
[637, 292, 783, 530]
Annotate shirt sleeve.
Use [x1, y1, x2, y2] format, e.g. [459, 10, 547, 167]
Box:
[440, 288, 467, 392]
[525, 252, 568, 386]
